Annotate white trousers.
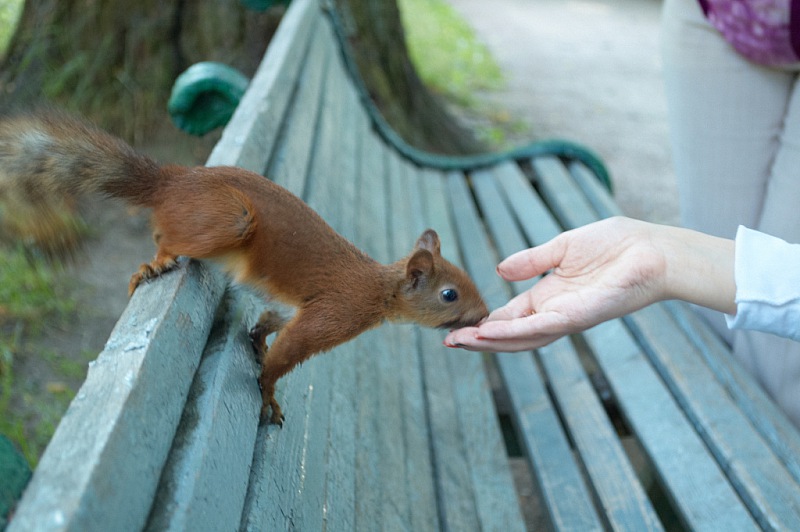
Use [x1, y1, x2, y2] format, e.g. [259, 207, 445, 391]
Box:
[662, 0, 800, 426]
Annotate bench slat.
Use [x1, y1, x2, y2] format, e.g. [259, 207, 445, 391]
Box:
[446, 172, 604, 530]
[415, 168, 526, 531]
[283, 57, 363, 532]
[144, 292, 261, 531]
[208, 0, 318, 174]
[8, 261, 225, 532]
[318, 78, 362, 532]
[473, 166, 664, 531]
[665, 300, 800, 483]
[240, 32, 356, 530]
[271, 15, 332, 193]
[627, 305, 800, 530]
[382, 151, 441, 529]
[351, 136, 392, 529]
[584, 319, 758, 530]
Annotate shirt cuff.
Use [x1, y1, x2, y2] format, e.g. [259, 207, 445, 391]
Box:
[725, 226, 800, 341]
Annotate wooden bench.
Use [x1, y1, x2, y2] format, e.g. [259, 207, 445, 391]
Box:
[8, 0, 800, 529]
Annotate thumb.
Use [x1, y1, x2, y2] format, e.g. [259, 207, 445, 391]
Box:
[497, 237, 564, 282]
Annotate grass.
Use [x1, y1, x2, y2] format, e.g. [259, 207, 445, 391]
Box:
[0, 0, 23, 58]
[398, 0, 529, 147]
[399, 0, 504, 106]
[0, 248, 79, 466]
[0, 0, 84, 467]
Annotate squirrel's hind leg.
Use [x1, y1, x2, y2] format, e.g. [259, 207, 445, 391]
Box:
[128, 244, 179, 296]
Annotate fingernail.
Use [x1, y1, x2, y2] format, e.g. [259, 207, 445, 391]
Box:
[444, 341, 467, 348]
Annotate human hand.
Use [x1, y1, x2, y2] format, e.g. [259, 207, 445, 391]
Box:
[444, 217, 735, 352]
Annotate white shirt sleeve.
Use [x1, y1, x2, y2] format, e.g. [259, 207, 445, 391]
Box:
[726, 226, 800, 341]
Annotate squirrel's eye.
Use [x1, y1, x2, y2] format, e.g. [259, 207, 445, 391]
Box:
[440, 288, 459, 303]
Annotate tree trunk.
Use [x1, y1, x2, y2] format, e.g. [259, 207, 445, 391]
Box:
[0, 0, 478, 154]
[334, 0, 482, 155]
[0, 0, 282, 141]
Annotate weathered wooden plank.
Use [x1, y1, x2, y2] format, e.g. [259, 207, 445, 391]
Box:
[417, 167, 527, 531]
[144, 291, 261, 531]
[416, 169, 495, 531]
[365, 150, 434, 530]
[567, 161, 620, 222]
[533, 157, 599, 230]
[9, 260, 225, 532]
[269, 15, 332, 192]
[318, 75, 363, 532]
[492, 162, 563, 246]
[239, 352, 322, 531]
[240, 32, 352, 530]
[583, 319, 758, 530]
[281, 57, 366, 532]
[446, 171, 603, 530]
[626, 305, 800, 530]
[207, 0, 319, 173]
[350, 145, 420, 529]
[473, 167, 663, 531]
[390, 158, 442, 531]
[351, 130, 391, 530]
[665, 300, 800, 484]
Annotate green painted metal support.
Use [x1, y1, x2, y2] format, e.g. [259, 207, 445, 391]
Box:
[240, 0, 290, 11]
[0, 436, 31, 529]
[168, 62, 250, 137]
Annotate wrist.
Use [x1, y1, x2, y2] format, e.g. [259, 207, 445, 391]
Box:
[658, 224, 736, 314]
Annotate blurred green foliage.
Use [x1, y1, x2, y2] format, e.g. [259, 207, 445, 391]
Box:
[0, 0, 23, 58]
[399, 0, 504, 107]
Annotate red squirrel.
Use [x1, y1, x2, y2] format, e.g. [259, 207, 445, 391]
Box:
[0, 110, 488, 425]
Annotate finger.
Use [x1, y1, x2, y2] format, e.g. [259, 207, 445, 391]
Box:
[444, 326, 559, 352]
[477, 311, 572, 342]
[497, 237, 564, 282]
[484, 294, 534, 322]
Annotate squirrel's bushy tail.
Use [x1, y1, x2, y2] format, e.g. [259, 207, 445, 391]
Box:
[0, 110, 161, 260]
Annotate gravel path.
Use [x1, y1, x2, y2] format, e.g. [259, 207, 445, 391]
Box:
[448, 0, 679, 225]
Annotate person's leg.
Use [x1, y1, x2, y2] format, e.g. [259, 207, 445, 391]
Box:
[661, 0, 796, 240]
[662, 0, 800, 427]
[732, 76, 800, 428]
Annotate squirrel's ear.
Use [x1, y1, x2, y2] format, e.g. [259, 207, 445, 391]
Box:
[406, 249, 434, 288]
[415, 229, 441, 256]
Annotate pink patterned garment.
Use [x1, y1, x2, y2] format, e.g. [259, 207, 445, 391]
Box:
[698, 0, 800, 66]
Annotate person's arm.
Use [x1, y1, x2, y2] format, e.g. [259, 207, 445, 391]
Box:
[444, 216, 736, 352]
